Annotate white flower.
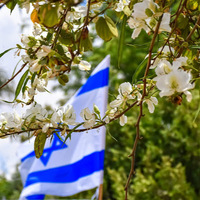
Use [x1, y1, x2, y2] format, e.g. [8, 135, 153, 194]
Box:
[173, 57, 188, 67]
[128, 18, 149, 39]
[42, 123, 51, 133]
[32, 77, 48, 92]
[118, 82, 133, 97]
[2, 112, 22, 130]
[24, 104, 48, 122]
[33, 23, 42, 36]
[150, 46, 175, 69]
[119, 114, 127, 126]
[62, 105, 76, 125]
[36, 45, 51, 58]
[21, 34, 30, 48]
[132, 0, 157, 20]
[0, 114, 6, 126]
[30, 59, 42, 73]
[110, 95, 123, 108]
[78, 60, 91, 71]
[155, 60, 173, 77]
[104, 116, 110, 124]
[80, 108, 96, 128]
[159, 13, 171, 33]
[21, 55, 32, 63]
[115, 0, 130, 12]
[73, 6, 87, 20]
[28, 87, 36, 98]
[51, 110, 63, 127]
[66, 6, 87, 22]
[156, 70, 195, 97]
[107, 108, 117, 119]
[184, 91, 193, 102]
[144, 96, 158, 113]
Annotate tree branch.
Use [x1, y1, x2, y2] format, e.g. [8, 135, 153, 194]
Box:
[124, 5, 166, 198]
[0, 101, 138, 139]
[0, 62, 28, 90]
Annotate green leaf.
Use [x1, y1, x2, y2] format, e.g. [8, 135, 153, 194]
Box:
[15, 70, 29, 99]
[46, 32, 53, 43]
[177, 14, 189, 30]
[59, 30, 74, 46]
[22, 77, 30, 94]
[79, 36, 93, 52]
[34, 132, 47, 158]
[0, 48, 15, 58]
[132, 57, 148, 84]
[118, 15, 127, 68]
[63, 123, 84, 143]
[31, 73, 37, 85]
[58, 74, 69, 86]
[38, 3, 59, 28]
[6, 0, 17, 13]
[96, 16, 118, 41]
[105, 16, 118, 38]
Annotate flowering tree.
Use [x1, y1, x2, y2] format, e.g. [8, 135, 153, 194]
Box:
[0, 0, 199, 199]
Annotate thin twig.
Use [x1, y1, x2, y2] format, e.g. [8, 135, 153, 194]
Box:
[51, 9, 69, 49]
[0, 62, 28, 90]
[0, 101, 138, 139]
[177, 14, 200, 57]
[0, 0, 11, 9]
[124, 1, 166, 197]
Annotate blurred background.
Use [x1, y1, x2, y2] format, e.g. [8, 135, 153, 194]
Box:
[0, 2, 200, 200]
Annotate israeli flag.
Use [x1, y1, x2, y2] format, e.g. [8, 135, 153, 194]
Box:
[18, 55, 110, 200]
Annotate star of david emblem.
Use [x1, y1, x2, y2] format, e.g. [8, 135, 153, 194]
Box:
[40, 133, 68, 166]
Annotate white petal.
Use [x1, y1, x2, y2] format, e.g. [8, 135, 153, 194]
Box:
[150, 97, 158, 105]
[184, 91, 192, 102]
[146, 99, 155, 113]
[131, 28, 142, 39]
[110, 99, 123, 108]
[119, 114, 127, 126]
[42, 123, 50, 133]
[78, 60, 91, 71]
[159, 13, 171, 33]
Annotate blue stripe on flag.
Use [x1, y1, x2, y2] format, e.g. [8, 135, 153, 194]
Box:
[77, 67, 109, 96]
[24, 150, 105, 187]
[21, 151, 35, 162]
[26, 194, 45, 200]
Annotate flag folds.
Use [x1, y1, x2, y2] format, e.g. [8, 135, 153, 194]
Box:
[18, 55, 110, 200]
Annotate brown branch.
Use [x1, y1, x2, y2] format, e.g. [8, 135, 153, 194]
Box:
[152, 0, 187, 65]
[124, 4, 166, 198]
[0, 0, 11, 9]
[0, 62, 28, 90]
[0, 101, 138, 139]
[51, 9, 69, 49]
[177, 14, 200, 57]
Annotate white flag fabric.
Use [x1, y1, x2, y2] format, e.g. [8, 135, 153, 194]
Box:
[18, 55, 110, 200]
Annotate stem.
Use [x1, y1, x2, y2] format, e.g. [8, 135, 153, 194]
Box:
[124, 5, 166, 198]
[0, 62, 28, 90]
[0, 0, 11, 9]
[177, 14, 200, 57]
[0, 101, 138, 139]
[51, 9, 69, 49]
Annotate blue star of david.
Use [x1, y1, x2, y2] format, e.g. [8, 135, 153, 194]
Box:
[40, 133, 68, 166]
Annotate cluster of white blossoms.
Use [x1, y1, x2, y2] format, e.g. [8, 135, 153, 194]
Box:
[152, 56, 195, 102]
[128, 0, 171, 39]
[106, 82, 158, 126]
[19, 22, 91, 101]
[0, 103, 104, 135]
